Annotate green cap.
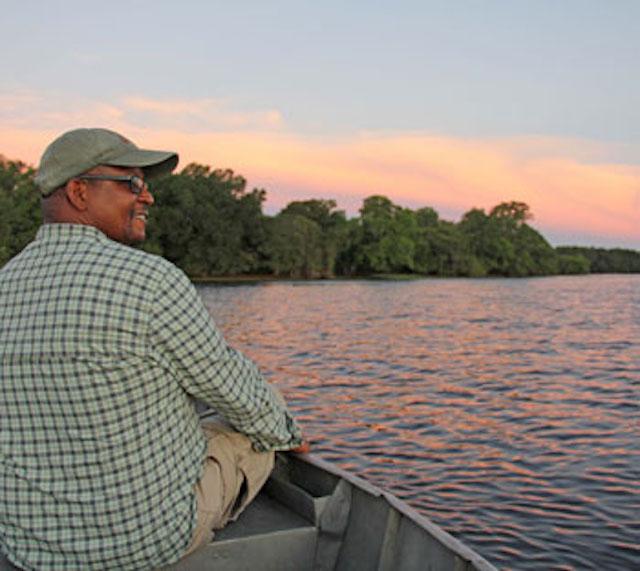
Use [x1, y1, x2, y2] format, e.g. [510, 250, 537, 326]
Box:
[35, 128, 179, 196]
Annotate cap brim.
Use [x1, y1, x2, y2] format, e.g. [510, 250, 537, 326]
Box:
[105, 148, 179, 180]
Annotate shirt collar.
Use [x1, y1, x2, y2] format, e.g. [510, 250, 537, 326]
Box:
[36, 223, 110, 244]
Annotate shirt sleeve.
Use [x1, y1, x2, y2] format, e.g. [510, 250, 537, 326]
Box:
[148, 264, 303, 452]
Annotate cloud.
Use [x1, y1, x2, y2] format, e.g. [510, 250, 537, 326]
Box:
[121, 96, 283, 130]
[0, 91, 125, 131]
[113, 129, 640, 247]
[0, 91, 42, 111]
[0, 90, 283, 132]
[1, 90, 638, 248]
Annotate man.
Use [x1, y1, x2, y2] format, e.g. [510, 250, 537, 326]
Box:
[0, 128, 307, 570]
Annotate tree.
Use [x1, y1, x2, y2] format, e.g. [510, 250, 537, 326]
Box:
[459, 207, 514, 274]
[557, 253, 591, 274]
[489, 201, 532, 225]
[460, 202, 558, 276]
[415, 206, 439, 228]
[264, 213, 323, 278]
[353, 195, 417, 274]
[417, 221, 485, 276]
[334, 218, 363, 276]
[0, 159, 41, 266]
[144, 164, 266, 277]
[556, 247, 640, 273]
[510, 224, 558, 276]
[279, 199, 347, 277]
[412, 206, 487, 276]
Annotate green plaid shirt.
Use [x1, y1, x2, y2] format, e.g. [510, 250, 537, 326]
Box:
[0, 223, 302, 571]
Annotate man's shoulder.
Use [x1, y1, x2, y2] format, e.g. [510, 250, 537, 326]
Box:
[1, 227, 190, 295]
[97, 240, 188, 285]
[104, 240, 173, 271]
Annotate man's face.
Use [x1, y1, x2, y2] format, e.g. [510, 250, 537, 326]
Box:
[82, 166, 154, 245]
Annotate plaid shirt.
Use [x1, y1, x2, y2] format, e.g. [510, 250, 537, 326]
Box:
[0, 223, 302, 571]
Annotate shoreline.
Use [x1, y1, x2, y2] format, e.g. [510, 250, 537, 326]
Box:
[189, 272, 639, 284]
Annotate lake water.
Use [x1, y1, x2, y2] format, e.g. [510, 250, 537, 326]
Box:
[197, 275, 639, 571]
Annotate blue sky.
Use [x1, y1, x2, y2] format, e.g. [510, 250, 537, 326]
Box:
[2, 1, 639, 247]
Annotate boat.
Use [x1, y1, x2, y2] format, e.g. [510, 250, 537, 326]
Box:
[161, 451, 498, 571]
[1, 447, 498, 571]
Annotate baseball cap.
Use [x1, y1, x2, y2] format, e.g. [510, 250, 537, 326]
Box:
[35, 128, 179, 196]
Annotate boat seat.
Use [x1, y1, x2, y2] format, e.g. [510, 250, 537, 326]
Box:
[162, 487, 318, 571]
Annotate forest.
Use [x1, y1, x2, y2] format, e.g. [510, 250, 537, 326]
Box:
[1, 157, 639, 278]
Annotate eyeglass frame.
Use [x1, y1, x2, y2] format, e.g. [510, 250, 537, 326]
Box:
[76, 174, 149, 195]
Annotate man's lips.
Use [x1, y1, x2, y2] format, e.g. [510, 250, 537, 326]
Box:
[133, 211, 148, 222]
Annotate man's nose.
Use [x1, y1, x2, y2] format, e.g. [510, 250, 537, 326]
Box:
[138, 186, 154, 205]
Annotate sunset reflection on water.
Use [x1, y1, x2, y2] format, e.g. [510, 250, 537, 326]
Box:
[198, 274, 639, 570]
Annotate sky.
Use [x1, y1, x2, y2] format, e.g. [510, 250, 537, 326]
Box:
[1, 0, 639, 248]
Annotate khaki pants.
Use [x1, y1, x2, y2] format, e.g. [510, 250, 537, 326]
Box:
[181, 422, 275, 558]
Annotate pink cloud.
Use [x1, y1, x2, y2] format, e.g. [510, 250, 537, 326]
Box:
[156, 130, 639, 246]
[121, 96, 283, 129]
[1, 96, 638, 248]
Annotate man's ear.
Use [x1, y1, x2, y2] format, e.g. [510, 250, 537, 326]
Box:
[64, 179, 89, 211]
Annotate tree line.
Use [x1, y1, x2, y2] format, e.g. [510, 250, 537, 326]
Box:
[1, 157, 639, 278]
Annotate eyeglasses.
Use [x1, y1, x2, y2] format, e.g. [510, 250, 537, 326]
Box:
[77, 174, 149, 195]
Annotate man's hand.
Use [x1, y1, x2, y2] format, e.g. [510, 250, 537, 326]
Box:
[290, 440, 311, 454]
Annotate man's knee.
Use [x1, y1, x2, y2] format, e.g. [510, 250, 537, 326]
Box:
[198, 423, 274, 525]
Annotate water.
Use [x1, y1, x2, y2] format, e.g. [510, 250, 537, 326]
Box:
[197, 275, 640, 570]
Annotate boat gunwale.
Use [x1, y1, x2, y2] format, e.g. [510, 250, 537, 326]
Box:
[297, 452, 498, 571]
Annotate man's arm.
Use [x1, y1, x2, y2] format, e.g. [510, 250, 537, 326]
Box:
[148, 264, 304, 452]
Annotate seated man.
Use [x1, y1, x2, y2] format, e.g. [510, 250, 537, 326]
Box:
[0, 128, 308, 570]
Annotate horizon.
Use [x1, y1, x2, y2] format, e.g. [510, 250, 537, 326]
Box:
[1, 1, 639, 250]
